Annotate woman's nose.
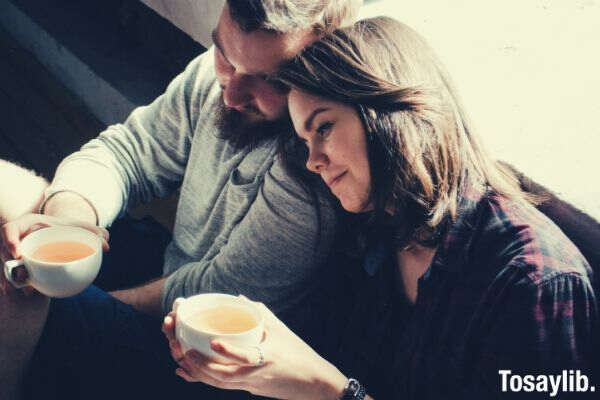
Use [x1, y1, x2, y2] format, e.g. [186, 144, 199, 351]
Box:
[306, 147, 327, 173]
[222, 73, 253, 109]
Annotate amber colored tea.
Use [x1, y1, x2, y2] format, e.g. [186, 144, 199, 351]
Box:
[32, 241, 95, 263]
[188, 305, 258, 334]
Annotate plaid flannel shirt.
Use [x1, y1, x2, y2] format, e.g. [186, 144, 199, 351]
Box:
[331, 183, 598, 399]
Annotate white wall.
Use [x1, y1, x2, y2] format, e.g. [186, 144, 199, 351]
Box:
[360, 0, 600, 218]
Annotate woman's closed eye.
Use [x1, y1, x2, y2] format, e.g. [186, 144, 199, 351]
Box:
[316, 121, 334, 138]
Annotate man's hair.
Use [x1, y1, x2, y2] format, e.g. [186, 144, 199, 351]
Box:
[276, 17, 539, 248]
[226, 0, 363, 34]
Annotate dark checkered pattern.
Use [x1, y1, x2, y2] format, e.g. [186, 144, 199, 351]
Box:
[333, 183, 599, 399]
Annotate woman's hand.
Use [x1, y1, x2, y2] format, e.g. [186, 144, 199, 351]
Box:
[162, 297, 348, 400]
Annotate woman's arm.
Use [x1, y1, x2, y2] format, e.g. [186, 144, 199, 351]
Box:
[162, 297, 375, 400]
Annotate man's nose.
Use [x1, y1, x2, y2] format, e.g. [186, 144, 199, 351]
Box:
[306, 146, 327, 173]
[222, 74, 253, 109]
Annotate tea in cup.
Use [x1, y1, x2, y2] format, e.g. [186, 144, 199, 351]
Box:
[174, 293, 264, 360]
[3, 226, 103, 297]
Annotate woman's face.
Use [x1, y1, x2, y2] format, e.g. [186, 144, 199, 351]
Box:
[288, 89, 372, 213]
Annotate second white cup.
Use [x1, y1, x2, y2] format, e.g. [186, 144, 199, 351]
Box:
[174, 293, 264, 361]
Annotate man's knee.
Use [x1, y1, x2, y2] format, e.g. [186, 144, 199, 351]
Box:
[0, 160, 48, 224]
[0, 292, 50, 338]
[0, 291, 50, 397]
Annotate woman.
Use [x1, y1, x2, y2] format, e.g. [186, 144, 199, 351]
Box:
[162, 17, 597, 399]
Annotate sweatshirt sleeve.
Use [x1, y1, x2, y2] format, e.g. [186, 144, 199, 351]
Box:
[161, 158, 337, 315]
[45, 50, 215, 227]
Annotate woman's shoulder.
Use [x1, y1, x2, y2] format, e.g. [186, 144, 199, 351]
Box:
[470, 192, 592, 286]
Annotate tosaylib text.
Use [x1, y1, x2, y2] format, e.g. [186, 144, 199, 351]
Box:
[499, 370, 595, 397]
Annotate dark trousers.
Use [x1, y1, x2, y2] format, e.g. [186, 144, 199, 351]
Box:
[24, 217, 252, 400]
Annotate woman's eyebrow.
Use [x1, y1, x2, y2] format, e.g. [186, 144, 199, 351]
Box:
[304, 107, 330, 132]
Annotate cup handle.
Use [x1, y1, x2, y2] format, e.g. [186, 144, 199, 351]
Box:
[4, 259, 29, 289]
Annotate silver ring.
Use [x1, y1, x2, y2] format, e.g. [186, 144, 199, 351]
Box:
[254, 346, 264, 365]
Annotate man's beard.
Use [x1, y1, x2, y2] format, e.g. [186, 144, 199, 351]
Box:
[215, 95, 292, 150]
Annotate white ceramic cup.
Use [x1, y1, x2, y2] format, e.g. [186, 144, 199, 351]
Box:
[3, 226, 103, 297]
[174, 293, 264, 361]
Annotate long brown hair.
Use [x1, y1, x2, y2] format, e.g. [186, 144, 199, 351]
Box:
[276, 17, 537, 247]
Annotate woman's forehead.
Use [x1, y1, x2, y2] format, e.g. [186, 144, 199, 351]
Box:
[289, 90, 333, 111]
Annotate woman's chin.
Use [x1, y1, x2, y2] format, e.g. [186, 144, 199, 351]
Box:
[339, 197, 373, 214]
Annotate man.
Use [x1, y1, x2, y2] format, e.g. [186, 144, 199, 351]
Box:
[0, 1, 362, 399]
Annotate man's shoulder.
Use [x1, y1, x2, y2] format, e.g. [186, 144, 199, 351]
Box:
[186, 46, 217, 85]
[183, 47, 220, 103]
[164, 46, 221, 123]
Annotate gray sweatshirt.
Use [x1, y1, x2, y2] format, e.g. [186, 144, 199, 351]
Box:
[46, 48, 336, 314]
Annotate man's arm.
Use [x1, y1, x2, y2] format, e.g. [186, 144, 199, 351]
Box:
[110, 277, 166, 316]
[46, 51, 212, 227]
[24, 52, 214, 314]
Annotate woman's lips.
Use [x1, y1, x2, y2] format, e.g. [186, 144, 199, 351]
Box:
[326, 171, 347, 188]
